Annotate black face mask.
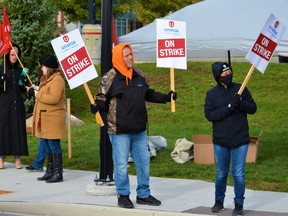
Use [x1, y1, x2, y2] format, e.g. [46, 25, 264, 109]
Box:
[220, 74, 232, 86]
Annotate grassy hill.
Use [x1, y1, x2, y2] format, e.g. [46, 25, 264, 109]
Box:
[23, 60, 288, 192]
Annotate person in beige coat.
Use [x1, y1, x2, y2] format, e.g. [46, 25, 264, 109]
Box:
[28, 55, 66, 183]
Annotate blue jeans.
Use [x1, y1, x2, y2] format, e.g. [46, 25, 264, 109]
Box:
[109, 130, 150, 198]
[213, 144, 248, 206]
[32, 139, 46, 169]
[39, 138, 62, 154]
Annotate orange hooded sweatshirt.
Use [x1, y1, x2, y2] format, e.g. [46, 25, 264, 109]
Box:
[112, 44, 134, 85]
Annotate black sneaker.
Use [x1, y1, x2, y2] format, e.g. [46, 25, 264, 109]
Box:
[25, 165, 43, 172]
[211, 200, 224, 213]
[136, 195, 161, 206]
[117, 195, 134, 208]
[232, 203, 243, 216]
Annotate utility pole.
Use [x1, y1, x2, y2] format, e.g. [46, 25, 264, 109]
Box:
[94, 0, 114, 184]
[85, 1, 114, 196]
[82, 0, 113, 185]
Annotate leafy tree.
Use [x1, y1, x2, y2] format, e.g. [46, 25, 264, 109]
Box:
[1, 0, 60, 79]
[0, 0, 60, 113]
[53, 0, 129, 23]
[51, 0, 202, 25]
[51, 0, 96, 24]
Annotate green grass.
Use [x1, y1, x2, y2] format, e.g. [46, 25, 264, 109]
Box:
[17, 61, 288, 192]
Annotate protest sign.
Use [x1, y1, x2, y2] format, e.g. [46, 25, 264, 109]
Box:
[51, 29, 98, 89]
[238, 14, 286, 95]
[246, 14, 286, 74]
[51, 29, 103, 127]
[156, 19, 187, 70]
[156, 19, 187, 112]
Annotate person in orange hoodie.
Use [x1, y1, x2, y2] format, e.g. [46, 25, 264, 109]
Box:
[90, 44, 177, 209]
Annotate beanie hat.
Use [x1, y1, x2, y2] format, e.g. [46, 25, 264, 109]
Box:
[212, 62, 232, 84]
[39, 54, 50, 66]
[42, 55, 58, 69]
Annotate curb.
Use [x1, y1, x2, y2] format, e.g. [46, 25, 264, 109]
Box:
[0, 202, 210, 216]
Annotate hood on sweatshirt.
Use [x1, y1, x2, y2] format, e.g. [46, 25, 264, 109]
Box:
[112, 44, 134, 85]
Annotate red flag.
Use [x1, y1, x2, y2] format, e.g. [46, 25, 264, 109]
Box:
[112, 16, 118, 47]
[0, 23, 10, 55]
[0, 7, 12, 56]
[2, 7, 11, 43]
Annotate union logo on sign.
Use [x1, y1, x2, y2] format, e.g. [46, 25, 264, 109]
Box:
[63, 35, 69, 43]
[169, 21, 174, 28]
[274, 20, 279, 29]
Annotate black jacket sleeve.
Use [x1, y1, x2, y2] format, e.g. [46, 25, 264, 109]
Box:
[145, 88, 167, 103]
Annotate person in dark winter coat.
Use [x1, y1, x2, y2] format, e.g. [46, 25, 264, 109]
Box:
[204, 62, 257, 216]
[0, 44, 29, 169]
[90, 44, 177, 209]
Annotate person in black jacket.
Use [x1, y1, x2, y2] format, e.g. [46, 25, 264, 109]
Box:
[204, 62, 257, 216]
[90, 44, 177, 209]
[0, 44, 29, 169]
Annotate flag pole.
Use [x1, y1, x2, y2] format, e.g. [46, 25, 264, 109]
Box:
[3, 54, 6, 91]
[67, 98, 72, 159]
[238, 65, 255, 95]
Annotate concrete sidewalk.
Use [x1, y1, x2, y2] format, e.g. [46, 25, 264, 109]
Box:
[1, 162, 288, 216]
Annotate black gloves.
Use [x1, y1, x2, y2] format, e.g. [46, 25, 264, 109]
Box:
[28, 88, 35, 99]
[90, 103, 99, 114]
[0, 74, 6, 83]
[228, 93, 241, 111]
[166, 91, 177, 102]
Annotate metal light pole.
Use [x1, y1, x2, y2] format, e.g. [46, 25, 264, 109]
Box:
[83, 0, 99, 24]
[82, 0, 101, 64]
[93, 0, 114, 184]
